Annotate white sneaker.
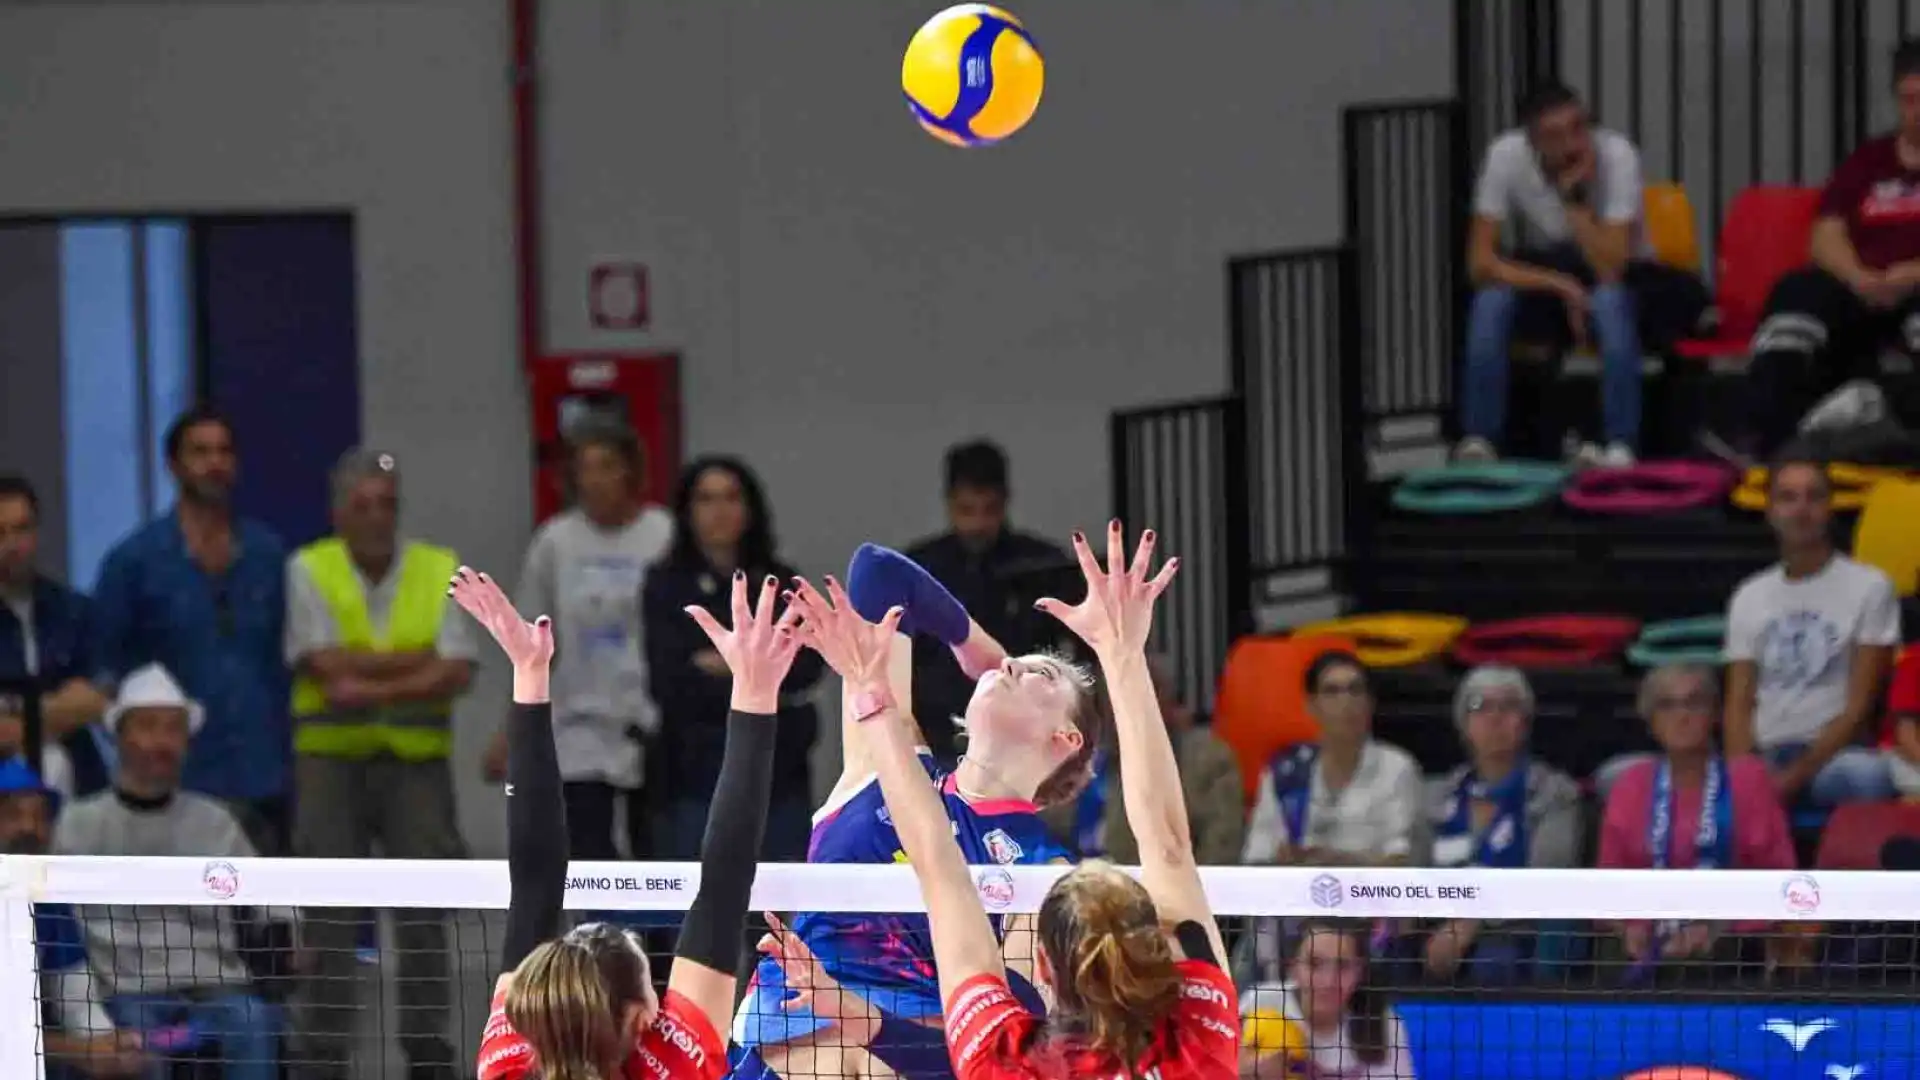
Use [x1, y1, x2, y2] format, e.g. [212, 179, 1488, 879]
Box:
[1598, 441, 1637, 468]
[1570, 441, 1605, 470]
[1454, 437, 1498, 463]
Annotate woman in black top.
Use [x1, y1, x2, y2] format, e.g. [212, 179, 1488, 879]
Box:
[642, 457, 822, 861]
[456, 564, 805, 1080]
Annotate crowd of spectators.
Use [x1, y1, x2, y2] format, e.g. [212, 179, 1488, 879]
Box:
[0, 418, 1081, 1078]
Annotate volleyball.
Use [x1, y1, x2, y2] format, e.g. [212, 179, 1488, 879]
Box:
[901, 4, 1044, 147]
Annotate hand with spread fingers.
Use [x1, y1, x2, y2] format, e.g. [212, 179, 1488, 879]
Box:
[1034, 520, 1179, 663]
[684, 571, 806, 715]
[785, 575, 903, 699]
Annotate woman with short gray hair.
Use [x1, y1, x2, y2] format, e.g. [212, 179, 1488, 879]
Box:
[1420, 664, 1582, 984]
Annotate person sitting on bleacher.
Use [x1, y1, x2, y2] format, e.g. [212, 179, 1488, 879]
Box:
[1724, 459, 1899, 804]
[1747, 38, 1920, 454]
[54, 664, 294, 1080]
[1238, 652, 1424, 984]
[0, 759, 149, 1080]
[1456, 82, 1707, 468]
[1597, 664, 1795, 982]
[1419, 666, 1582, 984]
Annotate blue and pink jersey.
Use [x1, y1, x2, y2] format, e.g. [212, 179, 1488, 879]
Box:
[731, 752, 1068, 1053]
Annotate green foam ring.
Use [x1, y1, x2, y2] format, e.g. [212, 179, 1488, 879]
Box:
[1391, 460, 1571, 515]
[1628, 615, 1727, 667]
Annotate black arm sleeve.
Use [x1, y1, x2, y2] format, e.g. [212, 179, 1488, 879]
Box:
[501, 701, 568, 974]
[673, 709, 777, 974]
[1173, 920, 1218, 966]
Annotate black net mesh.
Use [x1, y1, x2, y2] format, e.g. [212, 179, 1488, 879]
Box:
[28, 903, 1920, 1079]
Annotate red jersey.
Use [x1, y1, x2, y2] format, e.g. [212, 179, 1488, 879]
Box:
[1819, 135, 1920, 270]
[477, 985, 727, 1080]
[943, 959, 1240, 1079]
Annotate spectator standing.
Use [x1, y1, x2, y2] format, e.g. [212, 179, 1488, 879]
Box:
[89, 408, 290, 851]
[1724, 459, 1899, 804]
[1, 759, 148, 1080]
[0, 475, 110, 797]
[284, 450, 472, 1079]
[642, 457, 822, 860]
[485, 421, 671, 862]
[1421, 666, 1582, 983]
[55, 665, 293, 1080]
[903, 440, 1072, 763]
[1598, 664, 1794, 979]
[1046, 653, 1245, 865]
[1748, 39, 1920, 452]
[1457, 83, 1707, 466]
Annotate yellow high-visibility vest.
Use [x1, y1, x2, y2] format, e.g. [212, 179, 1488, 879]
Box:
[290, 538, 459, 761]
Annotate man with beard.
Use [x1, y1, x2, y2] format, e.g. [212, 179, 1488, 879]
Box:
[902, 440, 1071, 764]
[90, 408, 291, 852]
[0, 758, 148, 1078]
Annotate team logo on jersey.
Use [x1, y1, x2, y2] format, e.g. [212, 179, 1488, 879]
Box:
[983, 828, 1024, 864]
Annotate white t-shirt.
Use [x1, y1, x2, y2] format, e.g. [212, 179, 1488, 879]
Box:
[1240, 983, 1415, 1080]
[1242, 739, 1427, 864]
[514, 506, 674, 787]
[1725, 554, 1901, 748]
[1472, 127, 1649, 255]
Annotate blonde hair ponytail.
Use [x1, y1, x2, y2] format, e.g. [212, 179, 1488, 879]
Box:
[505, 939, 626, 1080]
[1037, 862, 1183, 1066]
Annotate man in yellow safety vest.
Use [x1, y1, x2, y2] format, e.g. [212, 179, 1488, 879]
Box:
[285, 448, 475, 1079]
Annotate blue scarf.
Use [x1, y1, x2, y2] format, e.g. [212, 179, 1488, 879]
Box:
[1269, 743, 1320, 846]
[1072, 751, 1112, 857]
[1649, 755, 1732, 870]
[1437, 761, 1531, 869]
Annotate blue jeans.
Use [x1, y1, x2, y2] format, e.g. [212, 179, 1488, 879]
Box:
[1460, 280, 1643, 449]
[108, 991, 279, 1080]
[1766, 742, 1895, 805]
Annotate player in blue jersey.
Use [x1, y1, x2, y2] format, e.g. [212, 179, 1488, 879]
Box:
[731, 545, 1097, 1080]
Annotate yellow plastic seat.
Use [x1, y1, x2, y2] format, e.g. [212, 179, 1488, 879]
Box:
[1288, 613, 1468, 669]
[1644, 182, 1701, 273]
[1854, 477, 1920, 597]
[1730, 463, 1908, 514]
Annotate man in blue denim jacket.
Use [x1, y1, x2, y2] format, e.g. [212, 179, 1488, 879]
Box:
[88, 409, 291, 851]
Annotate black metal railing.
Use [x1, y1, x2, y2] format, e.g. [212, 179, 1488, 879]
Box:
[1109, 397, 1250, 712]
[1342, 100, 1468, 425]
[1228, 248, 1360, 579]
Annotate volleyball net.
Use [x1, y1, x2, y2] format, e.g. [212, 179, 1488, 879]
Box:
[4, 858, 1917, 1080]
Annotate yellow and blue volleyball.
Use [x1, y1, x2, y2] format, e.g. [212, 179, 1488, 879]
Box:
[901, 5, 1044, 147]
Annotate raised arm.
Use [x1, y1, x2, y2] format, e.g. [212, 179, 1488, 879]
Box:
[836, 545, 1009, 785]
[446, 568, 563, 979]
[666, 572, 805, 1031]
[1037, 523, 1223, 962]
[793, 579, 1005, 1003]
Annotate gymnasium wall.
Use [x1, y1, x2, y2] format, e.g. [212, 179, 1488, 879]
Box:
[0, 0, 1451, 852]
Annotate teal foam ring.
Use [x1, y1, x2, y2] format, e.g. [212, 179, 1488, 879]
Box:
[1627, 615, 1727, 667]
[1391, 460, 1570, 515]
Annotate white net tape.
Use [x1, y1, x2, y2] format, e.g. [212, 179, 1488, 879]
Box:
[3, 858, 1915, 1079]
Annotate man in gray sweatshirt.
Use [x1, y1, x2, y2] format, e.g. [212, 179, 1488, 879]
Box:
[53, 664, 294, 1080]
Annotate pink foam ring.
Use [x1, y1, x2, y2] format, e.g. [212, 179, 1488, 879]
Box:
[1561, 460, 1736, 515]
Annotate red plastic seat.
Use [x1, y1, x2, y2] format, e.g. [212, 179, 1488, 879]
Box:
[1813, 800, 1920, 869]
[1672, 186, 1822, 362]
